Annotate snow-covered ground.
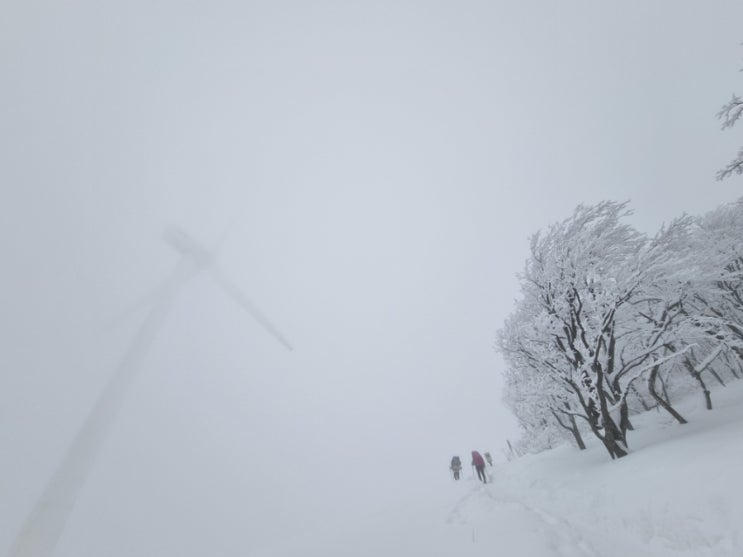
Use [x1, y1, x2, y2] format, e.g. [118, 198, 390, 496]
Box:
[269, 382, 743, 557]
[4, 379, 741, 556]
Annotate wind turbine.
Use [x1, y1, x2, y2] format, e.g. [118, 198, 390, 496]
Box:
[7, 227, 292, 557]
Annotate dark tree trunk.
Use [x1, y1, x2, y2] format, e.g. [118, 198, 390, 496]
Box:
[648, 364, 687, 424]
[568, 412, 586, 450]
[595, 366, 628, 459]
[620, 403, 634, 432]
[722, 351, 741, 379]
[708, 366, 726, 387]
[566, 376, 627, 459]
[658, 370, 671, 405]
[506, 439, 519, 460]
[550, 405, 586, 451]
[684, 358, 713, 410]
[630, 384, 652, 411]
[727, 355, 741, 379]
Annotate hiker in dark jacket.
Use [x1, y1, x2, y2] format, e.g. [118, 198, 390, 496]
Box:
[471, 450, 487, 483]
[450, 456, 462, 480]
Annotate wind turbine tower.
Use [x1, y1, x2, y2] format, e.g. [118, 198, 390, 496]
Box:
[7, 227, 292, 557]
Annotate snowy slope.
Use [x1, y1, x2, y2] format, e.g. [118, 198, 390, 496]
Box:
[490, 385, 743, 557]
[268, 382, 743, 557]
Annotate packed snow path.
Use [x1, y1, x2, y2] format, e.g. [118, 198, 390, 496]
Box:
[446, 479, 595, 557]
[272, 474, 596, 557]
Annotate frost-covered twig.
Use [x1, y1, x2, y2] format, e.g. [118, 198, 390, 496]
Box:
[716, 146, 743, 181]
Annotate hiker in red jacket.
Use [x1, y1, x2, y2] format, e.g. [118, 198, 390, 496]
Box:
[471, 450, 487, 483]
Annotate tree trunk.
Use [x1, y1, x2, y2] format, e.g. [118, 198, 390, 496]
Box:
[684, 358, 712, 410]
[620, 403, 634, 432]
[550, 406, 586, 451]
[659, 370, 671, 405]
[600, 420, 627, 459]
[723, 351, 741, 379]
[595, 366, 628, 459]
[630, 384, 652, 411]
[566, 377, 626, 459]
[708, 366, 726, 387]
[648, 364, 687, 424]
[568, 412, 586, 450]
[506, 439, 519, 460]
[730, 362, 741, 379]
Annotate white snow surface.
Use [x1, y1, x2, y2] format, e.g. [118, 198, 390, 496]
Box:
[269, 383, 743, 557]
[4, 383, 741, 556]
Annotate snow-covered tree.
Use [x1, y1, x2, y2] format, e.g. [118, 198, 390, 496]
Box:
[497, 199, 743, 459]
[623, 215, 702, 424]
[691, 198, 743, 345]
[502, 379, 570, 455]
[500, 202, 697, 459]
[669, 198, 743, 407]
[499, 320, 587, 453]
[498, 274, 592, 454]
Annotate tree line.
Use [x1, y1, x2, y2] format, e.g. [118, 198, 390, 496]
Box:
[496, 199, 743, 460]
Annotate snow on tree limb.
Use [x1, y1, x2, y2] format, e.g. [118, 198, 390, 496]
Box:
[717, 94, 743, 130]
[716, 146, 743, 181]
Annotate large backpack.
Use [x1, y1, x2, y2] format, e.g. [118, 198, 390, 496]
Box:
[451, 456, 462, 468]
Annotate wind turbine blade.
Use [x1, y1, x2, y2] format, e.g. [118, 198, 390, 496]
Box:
[7, 260, 194, 557]
[209, 267, 294, 351]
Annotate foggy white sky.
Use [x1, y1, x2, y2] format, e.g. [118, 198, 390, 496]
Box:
[2, 1, 743, 555]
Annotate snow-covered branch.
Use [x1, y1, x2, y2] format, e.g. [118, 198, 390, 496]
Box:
[718, 94, 743, 130]
[716, 146, 743, 181]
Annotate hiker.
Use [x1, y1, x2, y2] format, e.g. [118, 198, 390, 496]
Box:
[471, 450, 487, 483]
[450, 455, 462, 480]
[484, 452, 493, 466]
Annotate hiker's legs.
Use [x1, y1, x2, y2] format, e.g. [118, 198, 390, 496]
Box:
[476, 466, 486, 483]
